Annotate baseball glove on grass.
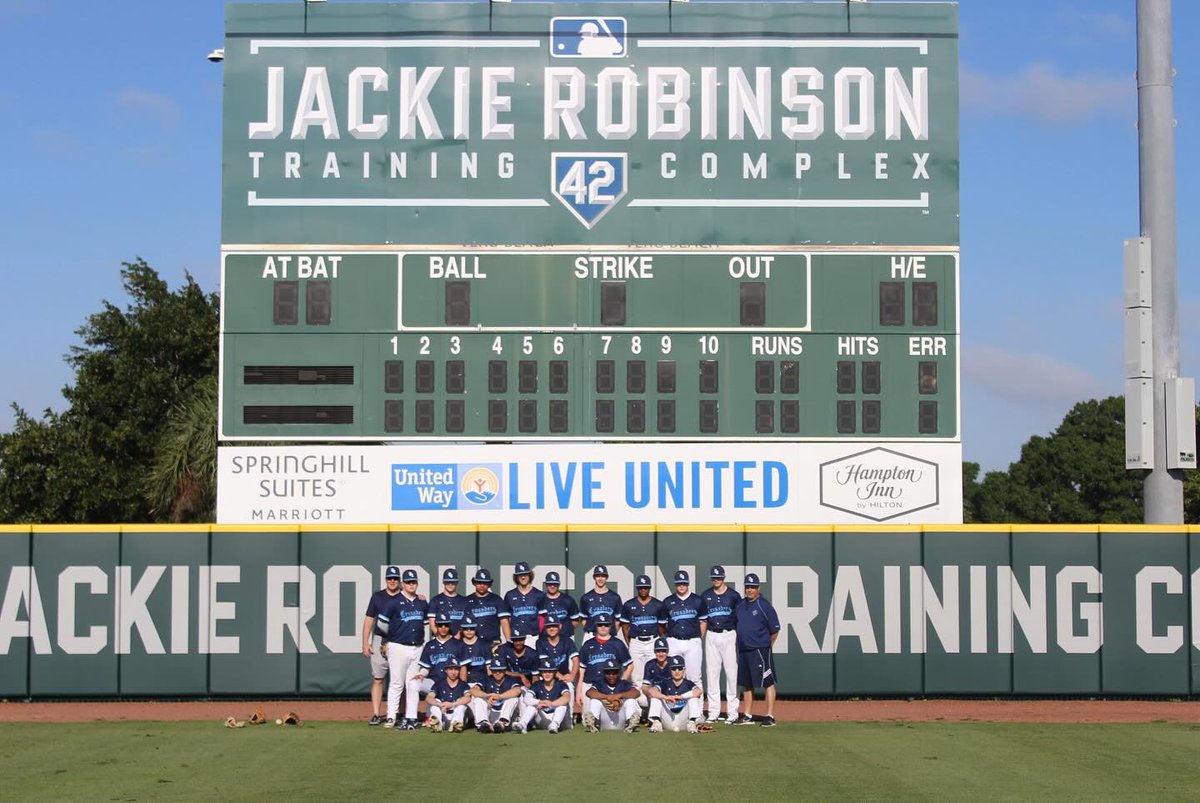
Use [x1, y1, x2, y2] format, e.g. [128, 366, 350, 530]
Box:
[224, 716, 246, 729]
[695, 722, 716, 733]
[249, 707, 268, 725]
[282, 711, 302, 726]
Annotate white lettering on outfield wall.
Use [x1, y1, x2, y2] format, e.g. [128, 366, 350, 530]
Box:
[0, 564, 1197, 656]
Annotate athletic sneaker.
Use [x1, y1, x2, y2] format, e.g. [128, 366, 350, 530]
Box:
[686, 719, 699, 733]
[760, 716, 777, 728]
[582, 711, 597, 732]
[732, 714, 755, 725]
[451, 720, 464, 733]
[478, 721, 493, 734]
[383, 717, 396, 729]
[706, 715, 720, 724]
[649, 719, 663, 733]
[495, 719, 509, 734]
[401, 719, 418, 731]
[368, 714, 383, 726]
[429, 717, 443, 733]
[547, 723, 559, 734]
[624, 710, 641, 733]
[512, 720, 527, 734]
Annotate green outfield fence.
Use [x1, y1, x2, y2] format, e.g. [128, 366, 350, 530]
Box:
[0, 524, 1196, 698]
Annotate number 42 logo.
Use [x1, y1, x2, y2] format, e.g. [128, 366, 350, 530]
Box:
[551, 153, 627, 229]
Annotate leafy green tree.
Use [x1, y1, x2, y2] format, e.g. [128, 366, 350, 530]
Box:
[145, 375, 217, 522]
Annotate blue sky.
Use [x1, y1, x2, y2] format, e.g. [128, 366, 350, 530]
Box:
[0, 0, 1195, 473]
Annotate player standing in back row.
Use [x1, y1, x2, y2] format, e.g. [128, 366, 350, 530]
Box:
[361, 565, 403, 725]
[664, 569, 707, 686]
[378, 568, 429, 730]
[620, 574, 667, 704]
[733, 573, 781, 728]
[504, 561, 546, 646]
[702, 565, 741, 723]
[579, 564, 622, 638]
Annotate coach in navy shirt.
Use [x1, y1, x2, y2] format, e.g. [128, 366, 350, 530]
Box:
[733, 573, 781, 728]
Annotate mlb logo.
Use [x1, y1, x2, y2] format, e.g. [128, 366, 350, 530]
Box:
[551, 153, 628, 229]
[550, 17, 627, 58]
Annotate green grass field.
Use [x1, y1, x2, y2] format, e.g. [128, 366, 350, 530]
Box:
[2, 721, 1197, 800]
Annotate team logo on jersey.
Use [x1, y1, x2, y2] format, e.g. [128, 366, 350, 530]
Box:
[460, 465, 501, 507]
[551, 153, 627, 228]
[549, 17, 627, 58]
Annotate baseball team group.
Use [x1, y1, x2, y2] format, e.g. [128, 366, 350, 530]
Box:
[362, 563, 781, 734]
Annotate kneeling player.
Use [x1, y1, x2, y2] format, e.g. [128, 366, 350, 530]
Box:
[470, 657, 524, 733]
[584, 659, 641, 733]
[427, 663, 472, 732]
[519, 659, 572, 733]
[646, 655, 704, 733]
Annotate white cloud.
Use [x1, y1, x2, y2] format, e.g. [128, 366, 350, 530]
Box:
[112, 87, 180, 129]
[964, 344, 1110, 406]
[961, 63, 1133, 125]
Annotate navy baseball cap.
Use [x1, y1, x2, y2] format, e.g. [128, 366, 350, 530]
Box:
[513, 561, 532, 575]
[653, 637, 669, 651]
[634, 574, 651, 588]
[601, 659, 620, 673]
[472, 568, 493, 584]
[673, 569, 690, 584]
[460, 616, 478, 630]
[593, 613, 614, 626]
[385, 566, 401, 579]
[744, 573, 762, 587]
[667, 655, 685, 669]
[435, 613, 453, 625]
[544, 614, 562, 627]
[442, 568, 459, 583]
[710, 565, 726, 579]
[488, 657, 507, 671]
[538, 659, 558, 672]
[544, 571, 562, 585]
[593, 564, 609, 577]
[401, 568, 418, 582]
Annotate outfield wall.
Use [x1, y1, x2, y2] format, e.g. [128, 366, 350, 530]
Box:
[0, 525, 1197, 698]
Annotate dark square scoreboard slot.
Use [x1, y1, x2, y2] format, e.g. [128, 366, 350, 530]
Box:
[519, 400, 538, 433]
[488, 399, 508, 433]
[836, 400, 856, 434]
[243, 366, 353, 385]
[596, 360, 616, 393]
[306, 280, 331, 325]
[244, 405, 352, 424]
[699, 360, 719, 393]
[549, 399, 569, 433]
[596, 399, 615, 433]
[740, 281, 766, 326]
[755, 400, 774, 433]
[879, 281, 905, 326]
[919, 361, 938, 394]
[657, 400, 676, 433]
[836, 361, 856, 394]
[273, 280, 299, 325]
[627, 360, 646, 394]
[755, 361, 774, 394]
[384, 360, 404, 393]
[919, 400, 938, 433]
[446, 360, 465, 394]
[780, 361, 799, 394]
[780, 400, 800, 433]
[445, 400, 465, 433]
[445, 280, 470, 325]
[627, 400, 646, 433]
[415, 400, 435, 432]
[699, 400, 719, 433]
[488, 360, 508, 393]
[657, 361, 676, 393]
[549, 360, 569, 393]
[862, 400, 881, 434]
[519, 360, 538, 393]
[600, 282, 626, 326]
[862, 361, 881, 394]
[913, 281, 938, 326]
[384, 400, 403, 433]
[416, 360, 436, 393]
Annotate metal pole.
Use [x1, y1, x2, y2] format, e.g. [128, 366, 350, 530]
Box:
[1138, 0, 1182, 522]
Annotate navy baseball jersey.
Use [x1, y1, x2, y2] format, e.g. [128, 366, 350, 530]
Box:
[417, 636, 468, 682]
[428, 592, 469, 634]
[579, 637, 633, 684]
[462, 592, 509, 643]
[654, 677, 699, 713]
[641, 659, 671, 688]
[620, 596, 668, 638]
[529, 679, 571, 704]
[473, 673, 523, 703]
[430, 677, 471, 705]
[379, 594, 429, 645]
[364, 589, 401, 635]
[580, 589, 623, 633]
[542, 592, 580, 628]
[701, 587, 742, 632]
[591, 677, 636, 696]
[460, 638, 494, 684]
[735, 595, 781, 650]
[504, 587, 547, 639]
[534, 635, 579, 675]
[664, 593, 707, 639]
[497, 642, 540, 681]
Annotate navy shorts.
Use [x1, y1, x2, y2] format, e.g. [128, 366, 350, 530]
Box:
[737, 648, 777, 689]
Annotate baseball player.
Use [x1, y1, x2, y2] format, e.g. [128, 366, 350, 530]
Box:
[640, 637, 672, 694]
[579, 564, 622, 637]
[409, 614, 468, 725]
[534, 614, 579, 716]
[504, 561, 547, 645]
[733, 573, 781, 728]
[620, 574, 667, 705]
[377, 568, 429, 730]
[361, 565, 403, 725]
[576, 613, 632, 713]
[427, 568, 469, 636]
[702, 564, 742, 722]
[541, 571, 580, 634]
[518, 658, 572, 733]
[497, 633, 540, 687]
[427, 662, 472, 733]
[664, 569, 708, 686]
[470, 656, 525, 733]
[457, 617, 493, 686]
[584, 659, 641, 732]
[462, 568, 510, 645]
[645, 655, 705, 733]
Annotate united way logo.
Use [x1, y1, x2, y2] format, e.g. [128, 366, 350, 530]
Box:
[551, 153, 628, 228]
[549, 17, 627, 58]
[459, 464, 502, 509]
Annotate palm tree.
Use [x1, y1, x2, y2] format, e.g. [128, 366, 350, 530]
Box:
[145, 375, 217, 522]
